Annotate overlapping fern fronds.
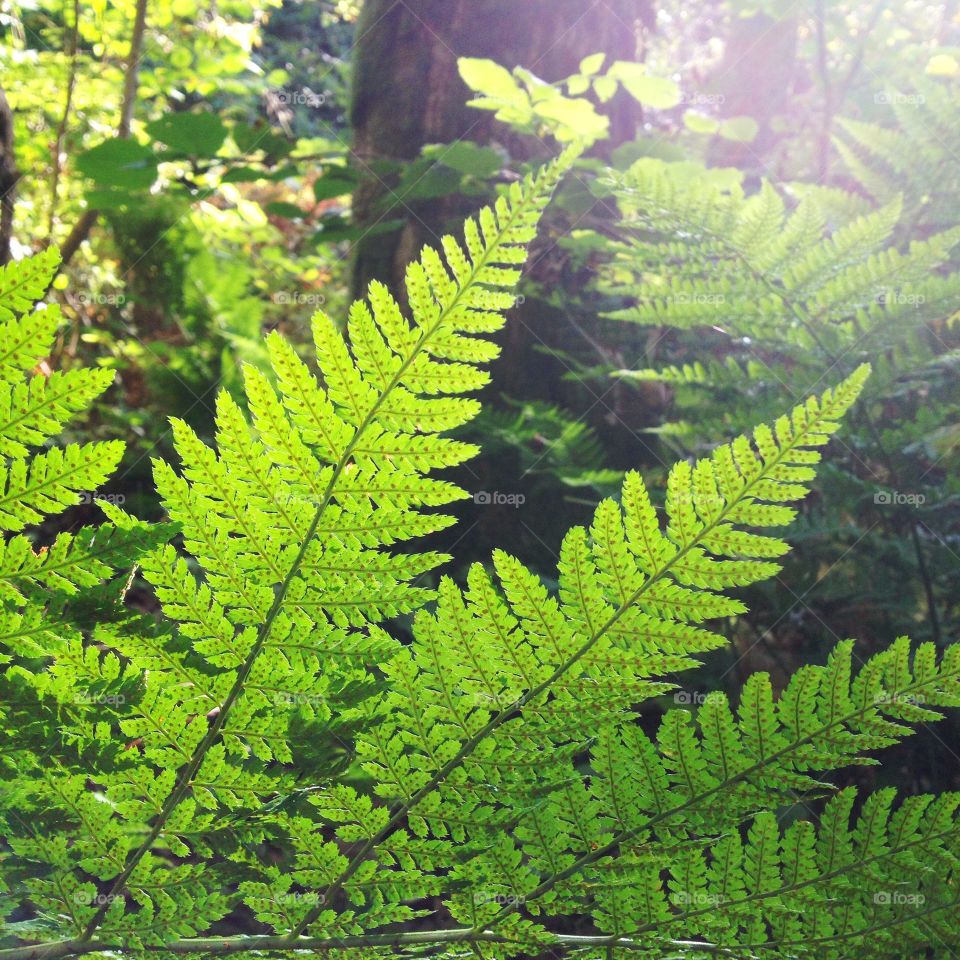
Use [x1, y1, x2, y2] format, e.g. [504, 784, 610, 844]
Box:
[0, 151, 579, 950]
[4, 158, 960, 960]
[0, 248, 166, 625]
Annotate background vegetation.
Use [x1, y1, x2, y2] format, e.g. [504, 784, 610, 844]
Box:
[2, 0, 960, 951]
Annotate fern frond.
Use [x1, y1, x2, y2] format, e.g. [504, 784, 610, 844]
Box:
[603, 157, 960, 462]
[0, 369, 116, 460]
[836, 79, 960, 232]
[0, 247, 60, 322]
[0, 253, 136, 588]
[0, 442, 124, 532]
[277, 367, 869, 937]
[458, 635, 960, 956]
[0, 254, 176, 939]
[4, 151, 578, 946]
[588, 787, 960, 957]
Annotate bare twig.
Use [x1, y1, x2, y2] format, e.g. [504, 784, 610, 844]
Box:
[0, 931, 740, 960]
[47, 0, 81, 243]
[56, 0, 149, 270]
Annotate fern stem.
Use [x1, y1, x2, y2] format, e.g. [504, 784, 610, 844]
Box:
[7, 891, 956, 960]
[76, 156, 569, 947]
[0, 931, 740, 960]
[45, 0, 80, 244]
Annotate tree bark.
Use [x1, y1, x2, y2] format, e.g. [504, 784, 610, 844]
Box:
[0, 86, 20, 265]
[349, 0, 650, 299]
[707, 12, 799, 173]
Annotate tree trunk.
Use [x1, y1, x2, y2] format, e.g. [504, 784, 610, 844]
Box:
[347, 0, 661, 567]
[708, 12, 799, 173]
[349, 0, 651, 300]
[0, 86, 20, 265]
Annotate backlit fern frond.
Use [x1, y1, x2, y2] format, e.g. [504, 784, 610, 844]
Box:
[0, 251, 170, 880]
[0, 151, 579, 949]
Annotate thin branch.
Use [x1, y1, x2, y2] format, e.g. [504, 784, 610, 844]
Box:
[56, 0, 148, 271]
[117, 0, 147, 139]
[46, 0, 80, 243]
[57, 208, 97, 267]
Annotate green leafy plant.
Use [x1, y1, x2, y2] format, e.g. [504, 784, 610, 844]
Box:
[3, 153, 960, 960]
[0, 248, 167, 597]
[591, 156, 960, 650]
[458, 55, 681, 146]
[835, 77, 960, 235]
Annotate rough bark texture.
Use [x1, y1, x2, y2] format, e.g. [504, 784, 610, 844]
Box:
[0, 86, 20, 265]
